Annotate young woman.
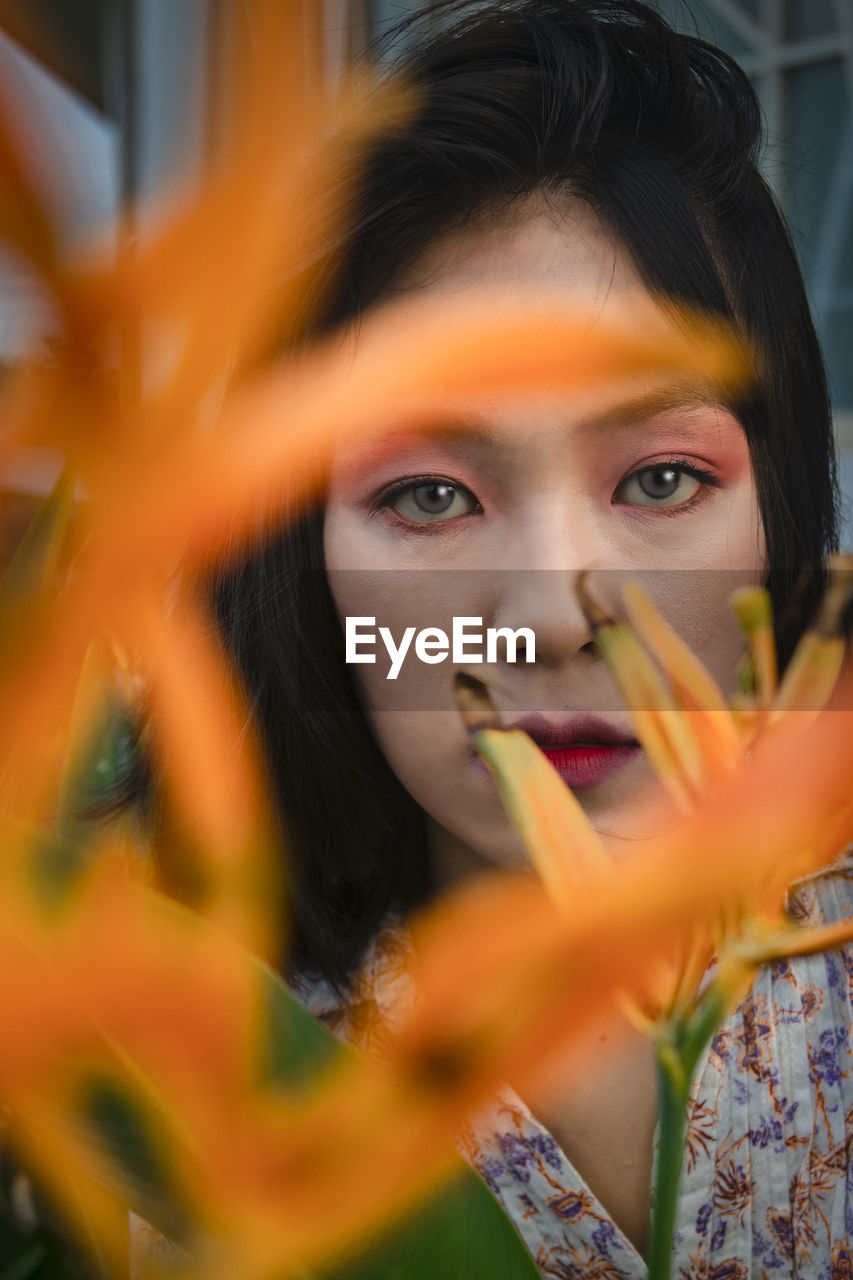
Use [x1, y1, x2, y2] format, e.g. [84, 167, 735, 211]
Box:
[212, 2, 851, 1273]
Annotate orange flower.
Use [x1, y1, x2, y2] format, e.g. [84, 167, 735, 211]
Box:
[0, 0, 412, 952]
[458, 563, 853, 1031]
[0, 0, 750, 953]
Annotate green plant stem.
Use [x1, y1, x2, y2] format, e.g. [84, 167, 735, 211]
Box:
[646, 984, 728, 1280]
[647, 1053, 690, 1280]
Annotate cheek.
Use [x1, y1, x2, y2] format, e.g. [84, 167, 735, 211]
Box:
[633, 539, 765, 695]
[620, 473, 766, 691]
[675, 583, 750, 693]
[324, 501, 368, 573]
[368, 707, 530, 870]
[323, 517, 524, 863]
[707, 474, 765, 573]
[695, 452, 765, 565]
[369, 709, 464, 792]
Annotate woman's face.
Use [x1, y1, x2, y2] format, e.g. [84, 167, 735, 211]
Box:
[323, 196, 765, 883]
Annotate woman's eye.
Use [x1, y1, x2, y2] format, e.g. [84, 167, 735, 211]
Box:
[613, 463, 712, 509]
[382, 479, 480, 524]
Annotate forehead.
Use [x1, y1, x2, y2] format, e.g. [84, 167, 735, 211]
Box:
[329, 190, 750, 485]
[393, 191, 645, 308]
[328, 389, 746, 495]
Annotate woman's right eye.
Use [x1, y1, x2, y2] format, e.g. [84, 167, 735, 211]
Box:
[376, 477, 481, 526]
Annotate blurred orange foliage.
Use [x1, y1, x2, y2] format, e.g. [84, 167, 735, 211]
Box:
[0, 3, 851, 1279]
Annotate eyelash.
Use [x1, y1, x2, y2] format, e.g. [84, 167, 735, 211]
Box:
[615, 456, 722, 516]
[370, 474, 483, 530]
[370, 458, 722, 530]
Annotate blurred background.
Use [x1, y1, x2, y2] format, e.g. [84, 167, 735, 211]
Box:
[0, 0, 850, 537]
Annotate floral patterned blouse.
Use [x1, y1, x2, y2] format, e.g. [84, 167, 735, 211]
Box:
[302, 854, 853, 1280]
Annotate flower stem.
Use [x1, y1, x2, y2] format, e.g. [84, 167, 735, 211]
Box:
[646, 985, 727, 1279]
[647, 1050, 689, 1280]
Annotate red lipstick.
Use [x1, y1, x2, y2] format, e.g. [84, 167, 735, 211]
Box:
[510, 714, 641, 789]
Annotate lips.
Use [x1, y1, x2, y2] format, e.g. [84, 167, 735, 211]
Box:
[509, 713, 641, 789]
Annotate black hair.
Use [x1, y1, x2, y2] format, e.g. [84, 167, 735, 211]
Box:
[211, 0, 839, 988]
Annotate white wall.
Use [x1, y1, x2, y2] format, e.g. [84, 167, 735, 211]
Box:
[0, 32, 119, 358]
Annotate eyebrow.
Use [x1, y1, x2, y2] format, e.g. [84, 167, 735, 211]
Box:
[574, 384, 737, 433]
[343, 383, 737, 471]
[445, 387, 732, 447]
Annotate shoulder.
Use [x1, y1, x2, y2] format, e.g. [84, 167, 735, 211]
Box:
[679, 851, 853, 1273]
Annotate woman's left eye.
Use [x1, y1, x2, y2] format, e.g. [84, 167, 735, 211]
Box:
[612, 462, 718, 509]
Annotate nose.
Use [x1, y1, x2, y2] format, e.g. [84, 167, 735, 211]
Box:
[487, 493, 612, 670]
[489, 567, 598, 669]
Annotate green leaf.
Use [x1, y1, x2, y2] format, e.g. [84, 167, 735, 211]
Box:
[322, 1174, 539, 1280]
[256, 957, 342, 1091]
[76, 1075, 189, 1245]
[26, 697, 142, 910]
[0, 1233, 100, 1280]
[0, 1181, 99, 1280]
[0, 1243, 47, 1280]
[254, 952, 540, 1280]
[5, 891, 539, 1280]
[58, 695, 141, 824]
[0, 468, 74, 620]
